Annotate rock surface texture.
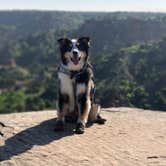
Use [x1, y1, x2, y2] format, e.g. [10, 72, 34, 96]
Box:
[0, 107, 166, 166]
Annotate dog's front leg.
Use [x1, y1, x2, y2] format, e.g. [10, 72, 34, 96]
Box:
[76, 84, 91, 134]
[55, 93, 69, 131]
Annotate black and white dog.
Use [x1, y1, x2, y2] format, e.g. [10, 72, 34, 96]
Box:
[55, 37, 106, 134]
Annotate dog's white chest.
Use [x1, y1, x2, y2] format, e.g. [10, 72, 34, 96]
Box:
[58, 72, 86, 95]
[58, 72, 75, 111]
[58, 72, 74, 94]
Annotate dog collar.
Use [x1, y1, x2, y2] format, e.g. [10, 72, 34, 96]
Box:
[58, 64, 81, 79]
[58, 63, 90, 79]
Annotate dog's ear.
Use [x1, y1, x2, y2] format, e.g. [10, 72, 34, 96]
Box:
[78, 37, 90, 47]
[57, 38, 70, 47]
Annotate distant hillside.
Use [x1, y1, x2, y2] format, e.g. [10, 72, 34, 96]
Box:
[0, 11, 166, 48]
[0, 33, 165, 112]
[0, 10, 109, 48]
[73, 17, 166, 55]
[0, 11, 90, 34]
[0, 11, 166, 113]
[0, 11, 96, 49]
[94, 38, 166, 110]
[1, 11, 166, 30]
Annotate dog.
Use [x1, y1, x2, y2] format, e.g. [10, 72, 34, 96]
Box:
[55, 37, 106, 134]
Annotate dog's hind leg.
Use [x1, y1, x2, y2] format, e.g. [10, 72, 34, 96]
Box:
[88, 104, 106, 124]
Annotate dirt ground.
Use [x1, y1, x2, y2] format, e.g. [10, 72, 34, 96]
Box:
[0, 107, 166, 166]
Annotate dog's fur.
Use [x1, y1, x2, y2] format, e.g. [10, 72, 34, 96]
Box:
[55, 37, 105, 134]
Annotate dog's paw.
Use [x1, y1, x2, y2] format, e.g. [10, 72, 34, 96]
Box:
[54, 120, 64, 131]
[95, 115, 106, 125]
[75, 123, 85, 134]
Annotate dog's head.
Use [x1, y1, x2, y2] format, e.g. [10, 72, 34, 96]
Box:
[57, 37, 90, 71]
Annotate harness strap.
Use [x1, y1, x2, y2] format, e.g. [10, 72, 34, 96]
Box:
[91, 86, 96, 105]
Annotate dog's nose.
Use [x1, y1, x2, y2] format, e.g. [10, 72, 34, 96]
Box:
[73, 51, 78, 58]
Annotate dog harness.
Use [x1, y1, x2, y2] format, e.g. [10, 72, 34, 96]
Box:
[58, 63, 92, 79]
[58, 63, 96, 104]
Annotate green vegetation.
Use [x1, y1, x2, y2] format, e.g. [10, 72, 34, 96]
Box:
[94, 42, 166, 110]
[0, 11, 166, 113]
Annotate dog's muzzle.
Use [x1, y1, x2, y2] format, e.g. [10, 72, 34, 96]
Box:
[71, 50, 81, 65]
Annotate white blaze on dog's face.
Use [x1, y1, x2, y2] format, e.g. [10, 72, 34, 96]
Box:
[57, 37, 90, 71]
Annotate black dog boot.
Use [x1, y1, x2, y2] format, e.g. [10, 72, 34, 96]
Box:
[54, 120, 64, 131]
[75, 123, 85, 134]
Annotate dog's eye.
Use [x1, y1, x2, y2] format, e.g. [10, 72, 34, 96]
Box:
[67, 43, 73, 51]
[76, 43, 80, 47]
[77, 43, 84, 51]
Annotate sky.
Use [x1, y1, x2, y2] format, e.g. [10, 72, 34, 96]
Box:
[0, 0, 166, 12]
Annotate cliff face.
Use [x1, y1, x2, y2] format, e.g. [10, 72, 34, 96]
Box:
[0, 107, 166, 166]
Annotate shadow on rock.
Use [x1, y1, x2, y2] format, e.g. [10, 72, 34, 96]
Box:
[0, 118, 75, 162]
